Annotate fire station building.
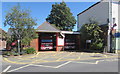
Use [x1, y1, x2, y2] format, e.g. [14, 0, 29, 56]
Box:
[30, 21, 80, 51]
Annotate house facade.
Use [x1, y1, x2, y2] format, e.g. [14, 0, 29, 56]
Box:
[77, 0, 120, 51]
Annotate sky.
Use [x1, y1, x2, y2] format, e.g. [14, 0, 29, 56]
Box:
[1, 2, 97, 32]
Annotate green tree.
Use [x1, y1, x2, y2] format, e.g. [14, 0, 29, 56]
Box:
[46, 2, 76, 31]
[4, 4, 38, 50]
[0, 28, 8, 40]
[80, 20, 103, 50]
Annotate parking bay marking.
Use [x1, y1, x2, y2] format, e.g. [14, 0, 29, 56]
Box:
[7, 64, 31, 72]
[2, 65, 11, 72]
[57, 52, 74, 61]
[71, 59, 118, 64]
[3, 55, 118, 65]
[7, 61, 72, 72]
[6, 58, 118, 72]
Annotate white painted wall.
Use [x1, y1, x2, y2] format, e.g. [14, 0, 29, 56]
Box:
[118, 1, 120, 30]
[77, 1, 119, 31]
[116, 1, 120, 50]
[77, 1, 120, 50]
[58, 36, 64, 46]
[77, 2, 109, 31]
[112, 2, 118, 30]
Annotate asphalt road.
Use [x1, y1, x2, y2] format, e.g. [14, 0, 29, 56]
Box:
[1, 51, 119, 73]
[1, 58, 119, 72]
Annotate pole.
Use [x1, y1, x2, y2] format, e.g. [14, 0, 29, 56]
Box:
[18, 40, 20, 55]
[107, 0, 112, 52]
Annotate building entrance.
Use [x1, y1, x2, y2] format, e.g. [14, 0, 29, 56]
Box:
[39, 33, 56, 51]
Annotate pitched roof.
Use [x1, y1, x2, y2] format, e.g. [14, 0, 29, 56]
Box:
[77, 0, 120, 16]
[37, 21, 61, 32]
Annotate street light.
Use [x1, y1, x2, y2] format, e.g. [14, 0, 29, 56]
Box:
[107, 0, 112, 53]
[17, 39, 20, 55]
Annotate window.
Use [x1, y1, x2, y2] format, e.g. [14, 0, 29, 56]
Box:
[41, 39, 52, 42]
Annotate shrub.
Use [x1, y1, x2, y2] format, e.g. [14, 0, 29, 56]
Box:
[2, 51, 12, 56]
[25, 47, 36, 54]
[12, 52, 19, 56]
[91, 42, 103, 50]
[20, 50, 27, 55]
[11, 49, 17, 53]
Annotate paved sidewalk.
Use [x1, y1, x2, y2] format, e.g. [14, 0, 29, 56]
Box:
[2, 51, 118, 64]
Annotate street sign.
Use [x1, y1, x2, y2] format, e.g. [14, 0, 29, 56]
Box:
[114, 32, 120, 37]
[86, 40, 91, 43]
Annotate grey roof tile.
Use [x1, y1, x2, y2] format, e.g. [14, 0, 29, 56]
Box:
[37, 21, 60, 32]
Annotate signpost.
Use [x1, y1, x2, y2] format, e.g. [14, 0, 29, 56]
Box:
[86, 40, 91, 49]
[86, 40, 91, 43]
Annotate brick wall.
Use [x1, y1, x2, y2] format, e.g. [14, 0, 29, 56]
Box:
[0, 40, 6, 49]
[30, 38, 39, 51]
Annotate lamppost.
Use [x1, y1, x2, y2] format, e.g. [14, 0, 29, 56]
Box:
[17, 39, 20, 55]
[107, 0, 112, 52]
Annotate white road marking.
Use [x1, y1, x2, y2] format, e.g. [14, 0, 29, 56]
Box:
[32, 61, 72, 69]
[32, 64, 57, 68]
[2, 65, 11, 72]
[72, 59, 118, 65]
[7, 64, 31, 72]
[72, 61, 99, 64]
[6, 58, 118, 72]
[55, 61, 71, 68]
[105, 59, 118, 61]
[72, 60, 105, 64]
[7, 61, 72, 72]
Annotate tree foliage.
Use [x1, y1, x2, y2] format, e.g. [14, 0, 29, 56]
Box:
[46, 2, 76, 31]
[80, 20, 103, 50]
[4, 4, 38, 49]
[0, 28, 8, 40]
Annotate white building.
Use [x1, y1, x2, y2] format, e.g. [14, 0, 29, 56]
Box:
[77, 0, 120, 51]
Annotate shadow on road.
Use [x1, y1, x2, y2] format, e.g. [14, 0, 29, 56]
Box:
[63, 49, 103, 53]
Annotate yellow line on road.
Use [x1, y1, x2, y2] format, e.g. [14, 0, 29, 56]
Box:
[3, 51, 118, 65]
[56, 52, 74, 61]
[3, 58, 27, 64]
[76, 53, 83, 60]
[3, 55, 118, 65]
[36, 52, 40, 55]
